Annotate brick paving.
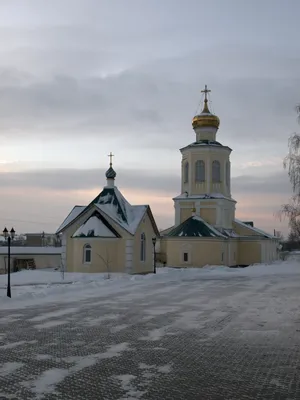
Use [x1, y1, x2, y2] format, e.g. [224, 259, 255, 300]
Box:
[0, 273, 300, 399]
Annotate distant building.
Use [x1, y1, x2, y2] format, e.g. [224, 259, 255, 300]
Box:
[25, 233, 61, 247]
[0, 247, 61, 274]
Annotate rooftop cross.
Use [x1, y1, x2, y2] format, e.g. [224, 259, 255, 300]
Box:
[108, 151, 114, 167]
[201, 84, 211, 102]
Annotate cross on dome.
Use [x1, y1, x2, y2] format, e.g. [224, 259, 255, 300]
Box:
[201, 84, 211, 103]
[192, 84, 220, 131]
[108, 151, 114, 167]
[105, 151, 116, 182]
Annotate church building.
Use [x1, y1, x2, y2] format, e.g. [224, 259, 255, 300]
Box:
[56, 154, 159, 274]
[159, 85, 279, 267]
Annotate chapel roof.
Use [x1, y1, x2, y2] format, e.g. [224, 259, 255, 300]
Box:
[72, 210, 121, 238]
[167, 216, 226, 238]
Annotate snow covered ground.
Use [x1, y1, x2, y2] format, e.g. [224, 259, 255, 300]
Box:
[0, 260, 300, 399]
[0, 260, 299, 310]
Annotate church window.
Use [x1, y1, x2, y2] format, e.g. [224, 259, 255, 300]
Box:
[195, 160, 205, 182]
[183, 252, 188, 262]
[212, 160, 221, 182]
[140, 233, 146, 261]
[184, 162, 189, 183]
[83, 244, 92, 264]
[226, 161, 230, 187]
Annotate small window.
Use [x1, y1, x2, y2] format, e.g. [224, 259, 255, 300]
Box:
[83, 244, 92, 264]
[195, 160, 205, 182]
[140, 233, 146, 261]
[184, 162, 189, 183]
[221, 252, 224, 262]
[183, 252, 188, 262]
[226, 161, 230, 187]
[212, 160, 221, 182]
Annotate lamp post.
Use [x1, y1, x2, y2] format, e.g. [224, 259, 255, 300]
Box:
[152, 237, 157, 274]
[3, 227, 15, 298]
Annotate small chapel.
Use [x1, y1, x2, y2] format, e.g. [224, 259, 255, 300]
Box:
[56, 154, 159, 274]
[158, 85, 279, 267]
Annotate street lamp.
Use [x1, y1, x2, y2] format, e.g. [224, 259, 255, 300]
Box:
[3, 227, 15, 298]
[152, 237, 157, 274]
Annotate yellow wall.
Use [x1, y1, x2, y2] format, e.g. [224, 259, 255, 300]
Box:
[180, 208, 194, 223]
[237, 240, 262, 265]
[72, 238, 124, 272]
[164, 238, 227, 267]
[161, 237, 277, 268]
[200, 208, 216, 225]
[64, 205, 157, 274]
[132, 210, 157, 274]
[64, 205, 130, 273]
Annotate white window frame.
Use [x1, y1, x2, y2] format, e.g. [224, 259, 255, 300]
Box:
[184, 162, 189, 183]
[140, 233, 146, 262]
[226, 161, 230, 187]
[195, 160, 205, 182]
[212, 160, 221, 182]
[83, 244, 92, 264]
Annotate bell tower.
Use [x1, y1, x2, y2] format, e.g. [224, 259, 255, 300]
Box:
[173, 85, 236, 230]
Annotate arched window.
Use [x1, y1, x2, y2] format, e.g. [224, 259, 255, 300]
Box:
[83, 244, 92, 264]
[184, 162, 189, 183]
[226, 161, 230, 187]
[212, 160, 221, 182]
[195, 160, 205, 182]
[140, 233, 146, 261]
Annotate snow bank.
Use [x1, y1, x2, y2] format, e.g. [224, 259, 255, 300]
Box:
[0, 261, 299, 310]
[0, 269, 126, 287]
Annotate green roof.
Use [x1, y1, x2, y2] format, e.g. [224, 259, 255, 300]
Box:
[167, 216, 226, 238]
[90, 187, 128, 223]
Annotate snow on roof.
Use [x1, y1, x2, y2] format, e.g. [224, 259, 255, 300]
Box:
[0, 247, 61, 255]
[223, 229, 240, 238]
[57, 186, 151, 236]
[167, 215, 226, 238]
[192, 216, 227, 238]
[94, 186, 147, 235]
[173, 193, 234, 201]
[159, 226, 175, 236]
[73, 215, 117, 238]
[234, 219, 275, 239]
[56, 206, 86, 233]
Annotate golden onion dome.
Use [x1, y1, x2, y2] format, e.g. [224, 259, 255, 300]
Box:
[192, 98, 220, 130]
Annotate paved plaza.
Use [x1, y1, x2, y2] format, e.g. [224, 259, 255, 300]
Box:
[0, 269, 300, 399]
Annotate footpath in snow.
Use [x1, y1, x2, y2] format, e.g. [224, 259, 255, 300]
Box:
[0, 261, 299, 310]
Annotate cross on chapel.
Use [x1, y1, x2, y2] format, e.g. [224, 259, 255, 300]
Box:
[108, 152, 114, 167]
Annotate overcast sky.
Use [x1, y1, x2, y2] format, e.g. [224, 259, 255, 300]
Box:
[0, 0, 298, 236]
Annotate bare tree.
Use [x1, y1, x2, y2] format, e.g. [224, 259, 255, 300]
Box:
[97, 249, 112, 279]
[279, 104, 300, 238]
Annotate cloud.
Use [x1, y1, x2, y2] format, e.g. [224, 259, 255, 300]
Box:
[0, 167, 291, 196]
[0, 46, 299, 149]
[0, 167, 291, 234]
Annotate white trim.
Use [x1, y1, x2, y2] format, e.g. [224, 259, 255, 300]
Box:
[83, 244, 92, 264]
[125, 239, 133, 273]
[174, 201, 181, 227]
[61, 233, 66, 271]
[180, 146, 232, 155]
